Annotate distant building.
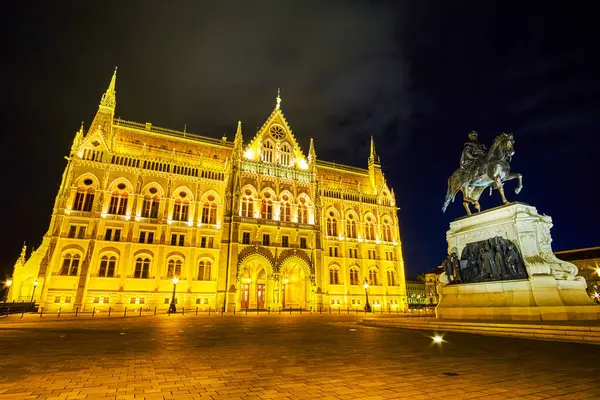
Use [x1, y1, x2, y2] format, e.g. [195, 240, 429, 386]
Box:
[425, 266, 444, 305]
[406, 280, 427, 308]
[554, 246, 600, 300]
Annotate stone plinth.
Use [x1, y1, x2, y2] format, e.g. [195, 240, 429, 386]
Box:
[436, 203, 600, 321]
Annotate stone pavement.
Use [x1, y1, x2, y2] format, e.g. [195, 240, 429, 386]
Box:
[1, 315, 599, 400]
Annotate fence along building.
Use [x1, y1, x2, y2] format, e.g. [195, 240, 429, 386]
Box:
[9, 70, 407, 312]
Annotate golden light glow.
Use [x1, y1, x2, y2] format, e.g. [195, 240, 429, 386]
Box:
[244, 149, 254, 159]
[247, 277, 251, 283]
[363, 282, 369, 289]
[283, 278, 289, 284]
[596, 267, 600, 276]
[298, 159, 308, 170]
[5, 279, 12, 287]
[432, 335, 444, 344]
[172, 277, 179, 284]
[33, 280, 39, 286]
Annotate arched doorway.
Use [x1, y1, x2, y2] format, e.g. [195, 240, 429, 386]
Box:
[238, 255, 273, 309]
[279, 258, 311, 309]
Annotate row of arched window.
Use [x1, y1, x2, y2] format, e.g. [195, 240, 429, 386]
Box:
[260, 139, 293, 166]
[58, 253, 213, 281]
[325, 212, 394, 242]
[240, 193, 310, 224]
[328, 266, 397, 286]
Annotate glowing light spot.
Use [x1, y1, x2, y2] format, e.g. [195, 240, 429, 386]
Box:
[432, 335, 444, 344]
[298, 159, 308, 170]
[244, 149, 254, 159]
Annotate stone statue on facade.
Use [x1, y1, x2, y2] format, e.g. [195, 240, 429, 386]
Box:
[442, 131, 524, 215]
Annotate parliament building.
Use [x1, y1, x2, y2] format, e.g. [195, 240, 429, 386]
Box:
[9, 70, 407, 312]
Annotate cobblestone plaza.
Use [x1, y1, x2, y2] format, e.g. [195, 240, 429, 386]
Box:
[1, 315, 599, 400]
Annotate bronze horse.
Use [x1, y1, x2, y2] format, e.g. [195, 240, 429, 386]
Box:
[442, 133, 523, 215]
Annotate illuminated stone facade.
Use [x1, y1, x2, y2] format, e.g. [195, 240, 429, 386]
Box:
[9, 70, 407, 312]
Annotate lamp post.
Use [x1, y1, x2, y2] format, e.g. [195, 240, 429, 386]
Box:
[30, 280, 39, 303]
[169, 277, 179, 314]
[3, 279, 12, 302]
[363, 278, 372, 313]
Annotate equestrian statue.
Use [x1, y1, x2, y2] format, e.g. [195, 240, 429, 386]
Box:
[442, 131, 523, 215]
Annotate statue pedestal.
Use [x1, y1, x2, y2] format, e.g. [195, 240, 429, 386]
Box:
[436, 203, 600, 321]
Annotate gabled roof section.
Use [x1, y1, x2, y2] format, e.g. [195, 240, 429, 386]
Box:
[243, 91, 309, 169]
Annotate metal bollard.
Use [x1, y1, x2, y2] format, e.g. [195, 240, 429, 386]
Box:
[124, 307, 127, 317]
[356, 307, 358, 314]
[268, 307, 270, 315]
[154, 307, 157, 316]
[92, 307, 95, 317]
[108, 307, 111, 318]
[257, 307, 259, 315]
[75, 307, 79, 318]
[196, 307, 198, 316]
[279, 307, 281, 315]
[40, 307, 44, 317]
[290, 307, 292, 314]
[329, 307, 331, 314]
[209, 307, 211, 316]
[319, 307, 322, 314]
[347, 307, 349, 314]
[246, 307, 248, 315]
[381, 307, 383, 314]
[182, 307, 185, 316]
[21, 310, 24, 318]
[233, 306, 236, 315]
[300, 308, 302, 315]
[139, 307, 142, 317]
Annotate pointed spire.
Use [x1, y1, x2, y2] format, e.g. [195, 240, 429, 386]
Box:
[369, 135, 380, 165]
[308, 137, 316, 166]
[71, 122, 84, 155]
[275, 88, 281, 110]
[233, 121, 243, 159]
[100, 67, 117, 109]
[15, 243, 27, 267]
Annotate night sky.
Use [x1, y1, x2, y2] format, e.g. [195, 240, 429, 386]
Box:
[2, 1, 599, 281]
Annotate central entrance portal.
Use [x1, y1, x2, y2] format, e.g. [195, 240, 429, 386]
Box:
[280, 259, 309, 309]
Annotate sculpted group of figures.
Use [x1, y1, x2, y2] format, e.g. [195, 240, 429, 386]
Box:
[442, 237, 528, 284]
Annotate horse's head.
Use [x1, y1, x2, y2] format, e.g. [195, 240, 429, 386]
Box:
[489, 132, 515, 160]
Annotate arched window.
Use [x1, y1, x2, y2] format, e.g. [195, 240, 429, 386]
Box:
[329, 267, 340, 285]
[281, 199, 291, 222]
[134, 257, 150, 279]
[369, 268, 379, 286]
[262, 141, 274, 163]
[346, 214, 357, 238]
[261, 195, 273, 220]
[242, 190, 254, 218]
[387, 269, 396, 286]
[201, 201, 217, 224]
[198, 261, 211, 281]
[172, 199, 189, 221]
[326, 211, 338, 236]
[365, 216, 375, 240]
[382, 221, 392, 242]
[142, 195, 160, 218]
[60, 253, 80, 276]
[349, 267, 360, 285]
[98, 256, 116, 277]
[298, 199, 308, 224]
[108, 191, 128, 215]
[167, 260, 182, 278]
[280, 144, 291, 166]
[73, 188, 95, 212]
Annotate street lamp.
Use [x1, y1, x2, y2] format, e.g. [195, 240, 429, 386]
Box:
[30, 280, 39, 303]
[363, 278, 372, 313]
[169, 277, 179, 314]
[4, 279, 12, 302]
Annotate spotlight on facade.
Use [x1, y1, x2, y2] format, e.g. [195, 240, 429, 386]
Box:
[244, 149, 254, 159]
[247, 277, 251, 283]
[363, 282, 369, 289]
[596, 267, 600, 276]
[283, 278, 289, 284]
[172, 277, 179, 285]
[5, 279, 12, 287]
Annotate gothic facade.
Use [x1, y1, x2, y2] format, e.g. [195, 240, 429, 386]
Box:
[9, 70, 407, 312]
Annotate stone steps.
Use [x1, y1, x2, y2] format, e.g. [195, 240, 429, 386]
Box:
[358, 318, 600, 345]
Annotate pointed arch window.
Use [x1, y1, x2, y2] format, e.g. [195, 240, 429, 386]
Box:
[349, 267, 360, 285]
[198, 261, 212, 281]
[201, 201, 217, 224]
[108, 191, 128, 215]
[346, 214, 357, 238]
[365, 216, 375, 240]
[280, 143, 291, 166]
[142, 195, 160, 218]
[242, 196, 254, 218]
[98, 256, 116, 277]
[387, 269, 396, 286]
[60, 254, 80, 276]
[369, 268, 379, 286]
[167, 260, 182, 278]
[382, 221, 392, 242]
[261, 195, 273, 220]
[262, 141, 274, 163]
[326, 212, 338, 236]
[281, 198, 291, 222]
[298, 198, 308, 224]
[172, 199, 189, 221]
[134, 257, 150, 279]
[329, 267, 340, 285]
[73, 188, 95, 212]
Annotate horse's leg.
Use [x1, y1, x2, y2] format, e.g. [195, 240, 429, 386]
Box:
[471, 186, 486, 211]
[495, 175, 508, 204]
[504, 172, 523, 194]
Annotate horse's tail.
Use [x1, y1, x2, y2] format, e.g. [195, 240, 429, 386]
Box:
[442, 175, 455, 213]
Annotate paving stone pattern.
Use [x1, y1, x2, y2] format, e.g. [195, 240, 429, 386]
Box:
[1, 315, 599, 399]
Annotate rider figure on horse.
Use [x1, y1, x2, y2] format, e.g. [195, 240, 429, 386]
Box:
[460, 131, 487, 176]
